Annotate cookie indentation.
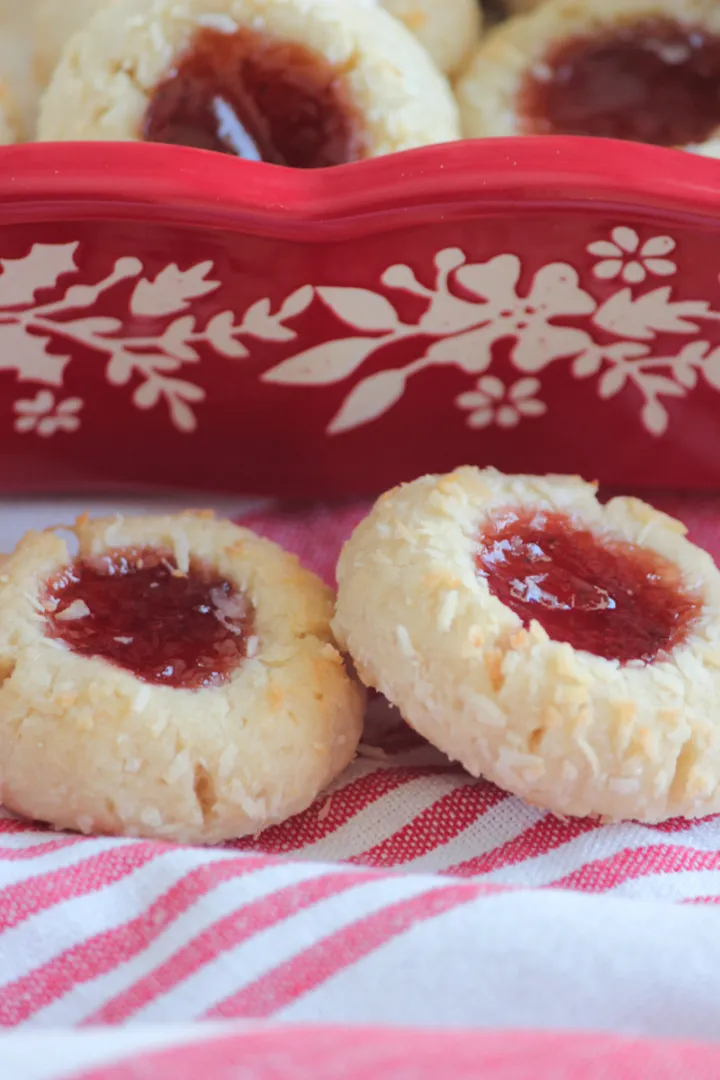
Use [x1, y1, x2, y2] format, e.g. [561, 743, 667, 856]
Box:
[44, 547, 254, 689]
[520, 19, 720, 145]
[143, 25, 363, 166]
[476, 509, 700, 663]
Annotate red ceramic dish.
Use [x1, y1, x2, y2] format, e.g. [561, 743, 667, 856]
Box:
[3, 136, 720, 497]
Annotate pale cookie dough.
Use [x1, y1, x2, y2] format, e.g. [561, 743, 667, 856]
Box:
[456, 0, 720, 152]
[36, 0, 460, 158]
[0, 2, 36, 140]
[0, 512, 364, 844]
[36, 0, 481, 81]
[0, 81, 19, 145]
[383, 0, 483, 76]
[34, 0, 118, 91]
[333, 467, 720, 823]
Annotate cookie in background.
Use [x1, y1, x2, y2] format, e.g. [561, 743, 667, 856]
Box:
[34, 0, 119, 92]
[0, 0, 40, 139]
[383, 0, 483, 76]
[456, 0, 720, 156]
[35, 0, 482, 81]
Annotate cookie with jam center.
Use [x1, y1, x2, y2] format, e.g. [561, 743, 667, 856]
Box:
[456, 0, 720, 155]
[0, 511, 364, 843]
[35, 0, 460, 162]
[333, 467, 720, 823]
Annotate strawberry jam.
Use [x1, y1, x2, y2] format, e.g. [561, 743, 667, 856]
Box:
[476, 510, 700, 663]
[520, 19, 720, 145]
[143, 26, 363, 166]
[44, 548, 254, 689]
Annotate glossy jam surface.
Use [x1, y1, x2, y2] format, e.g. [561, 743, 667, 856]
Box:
[45, 548, 253, 689]
[476, 510, 700, 663]
[520, 19, 720, 145]
[144, 26, 362, 167]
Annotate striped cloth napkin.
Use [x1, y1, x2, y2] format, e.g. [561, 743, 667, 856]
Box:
[3, 491, 720, 1078]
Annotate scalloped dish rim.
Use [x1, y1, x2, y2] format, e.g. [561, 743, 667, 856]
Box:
[1, 137, 720, 231]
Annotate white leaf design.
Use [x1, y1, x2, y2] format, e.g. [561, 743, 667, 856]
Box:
[418, 294, 490, 336]
[130, 262, 220, 317]
[242, 299, 296, 342]
[642, 399, 669, 436]
[172, 380, 205, 403]
[169, 398, 198, 433]
[572, 351, 602, 377]
[703, 348, 720, 390]
[602, 342, 650, 361]
[527, 263, 597, 317]
[513, 326, 592, 373]
[133, 381, 162, 410]
[206, 311, 249, 358]
[455, 254, 521, 305]
[676, 340, 711, 364]
[0, 324, 69, 386]
[594, 288, 709, 340]
[434, 248, 466, 273]
[598, 368, 627, 399]
[278, 285, 314, 321]
[160, 316, 199, 361]
[675, 364, 698, 390]
[638, 375, 685, 398]
[317, 287, 400, 331]
[263, 338, 378, 385]
[0, 243, 78, 306]
[60, 317, 122, 336]
[328, 370, 406, 435]
[425, 326, 495, 374]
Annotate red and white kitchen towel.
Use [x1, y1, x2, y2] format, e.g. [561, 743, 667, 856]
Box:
[4, 492, 720, 1077]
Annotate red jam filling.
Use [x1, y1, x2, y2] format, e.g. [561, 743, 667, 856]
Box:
[475, 510, 700, 664]
[44, 547, 254, 690]
[519, 18, 720, 145]
[143, 25, 363, 166]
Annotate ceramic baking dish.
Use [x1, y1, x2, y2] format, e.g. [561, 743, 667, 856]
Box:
[3, 136, 720, 497]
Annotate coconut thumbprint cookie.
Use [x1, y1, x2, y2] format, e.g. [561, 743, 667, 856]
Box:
[36, 0, 460, 161]
[456, 0, 720, 156]
[333, 468, 720, 823]
[0, 512, 364, 843]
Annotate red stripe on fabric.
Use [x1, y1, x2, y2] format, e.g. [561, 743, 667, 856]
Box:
[684, 895, 720, 905]
[447, 814, 601, 878]
[0, 842, 160, 933]
[208, 882, 484, 1019]
[0, 818, 47, 834]
[551, 844, 720, 892]
[347, 782, 508, 868]
[88, 869, 380, 1026]
[0, 854, 279, 1026]
[232, 767, 451, 856]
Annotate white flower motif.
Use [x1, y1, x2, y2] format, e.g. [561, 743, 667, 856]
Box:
[588, 227, 677, 284]
[456, 376, 546, 429]
[14, 391, 83, 437]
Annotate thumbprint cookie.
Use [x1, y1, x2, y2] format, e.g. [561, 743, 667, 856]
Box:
[0, 512, 364, 843]
[333, 467, 720, 823]
[36, 0, 460, 162]
[456, 0, 720, 155]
